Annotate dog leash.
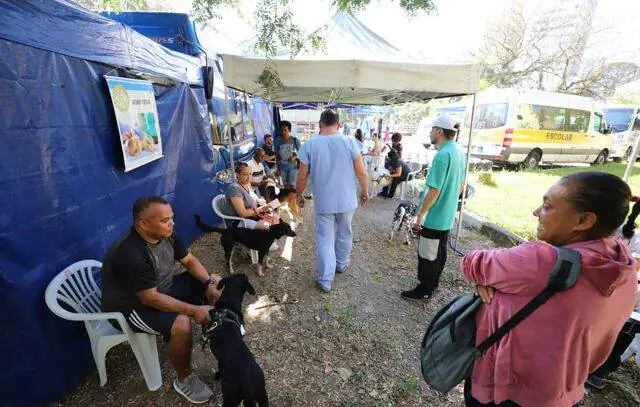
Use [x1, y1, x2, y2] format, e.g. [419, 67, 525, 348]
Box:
[201, 308, 244, 350]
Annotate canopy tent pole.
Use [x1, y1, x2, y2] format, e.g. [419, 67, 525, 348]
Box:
[224, 87, 234, 174]
[450, 93, 477, 256]
[623, 132, 640, 182]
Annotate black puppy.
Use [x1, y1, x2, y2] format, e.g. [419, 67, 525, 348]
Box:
[194, 215, 297, 275]
[202, 274, 268, 407]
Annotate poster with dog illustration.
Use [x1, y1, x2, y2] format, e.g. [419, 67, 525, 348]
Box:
[105, 76, 163, 172]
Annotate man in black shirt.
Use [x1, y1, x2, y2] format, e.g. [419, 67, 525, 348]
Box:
[263, 134, 276, 170]
[101, 196, 222, 403]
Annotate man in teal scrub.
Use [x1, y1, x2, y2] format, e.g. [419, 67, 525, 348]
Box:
[402, 114, 465, 301]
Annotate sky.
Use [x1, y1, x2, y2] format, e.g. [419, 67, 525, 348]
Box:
[167, 0, 640, 64]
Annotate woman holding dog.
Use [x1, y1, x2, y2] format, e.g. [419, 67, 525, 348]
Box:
[461, 172, 637, 407]
[222, 162, 270, 230]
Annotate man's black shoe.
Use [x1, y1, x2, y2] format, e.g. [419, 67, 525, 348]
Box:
[401, 287, 431, 301]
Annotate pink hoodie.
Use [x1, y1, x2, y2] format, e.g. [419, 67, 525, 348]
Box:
[461, 238, 637, 407]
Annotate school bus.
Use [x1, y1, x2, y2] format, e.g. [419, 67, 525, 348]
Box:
[460, 88, 611, 169]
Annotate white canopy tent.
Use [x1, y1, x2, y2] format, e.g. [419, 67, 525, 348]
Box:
[219, 12, 481, 252]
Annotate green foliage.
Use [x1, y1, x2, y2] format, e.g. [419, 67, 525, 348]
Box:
[73, 0, 167, 11]
[333, 0, 436, 16]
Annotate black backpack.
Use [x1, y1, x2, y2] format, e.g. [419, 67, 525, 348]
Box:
[420, 247, 582, 393]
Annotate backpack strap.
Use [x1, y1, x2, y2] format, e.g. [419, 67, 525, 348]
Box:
[476, 247, 581, 354]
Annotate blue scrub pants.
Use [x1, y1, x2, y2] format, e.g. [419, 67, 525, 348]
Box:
[314, 210, 355, 289]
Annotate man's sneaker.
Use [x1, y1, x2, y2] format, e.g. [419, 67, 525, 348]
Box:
[315, 281, 331, 293]
[336, 265, 348, 274]
[586, 374, 606, 390]
[173, 374, 214, 404]
[401, 287, 431, 301]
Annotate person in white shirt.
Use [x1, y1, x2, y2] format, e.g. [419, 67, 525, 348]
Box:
[246, 148, 268, 195]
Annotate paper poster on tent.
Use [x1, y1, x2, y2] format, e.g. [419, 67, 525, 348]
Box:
[105, 76, 163, 172]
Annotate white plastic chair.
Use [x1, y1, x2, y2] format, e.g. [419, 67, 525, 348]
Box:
[45, 260, 162, 390]
[620, 311, 640, 367]
[212, 195, 259, 264]
[400, 162, 423, 200]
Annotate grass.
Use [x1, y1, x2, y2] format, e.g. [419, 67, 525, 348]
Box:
[394, 377, 420, 395]
[465, 163, 640, 240]
[604, 361, 640, 405]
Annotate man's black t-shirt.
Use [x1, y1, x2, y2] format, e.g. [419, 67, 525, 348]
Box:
[264, 144, 276, 168]
[101, 228, 188, 313]
[387, 157, 411, 179]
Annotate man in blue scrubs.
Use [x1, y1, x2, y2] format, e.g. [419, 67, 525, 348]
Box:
[296, 110, 369, 293]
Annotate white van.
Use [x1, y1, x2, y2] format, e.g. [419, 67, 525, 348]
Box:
[602, 105, 640, 162]
[459, 88, 611, 169]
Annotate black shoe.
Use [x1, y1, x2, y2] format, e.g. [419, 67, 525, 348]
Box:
[586, 374, 606, 390]
[401, 287, 431, 301]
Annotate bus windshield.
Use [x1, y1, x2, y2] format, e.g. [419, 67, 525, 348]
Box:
[603, 108, 635, 133]
[465, 103, 509, 129]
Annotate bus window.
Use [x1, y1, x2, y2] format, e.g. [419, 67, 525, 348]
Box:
[517, 104, 540, 129]
[603, 108, 635, 133]
[593, 112, 604, 133]
[536, 106, 566, 131]
[568, 109, 590, 133]
[465, 103, 508, 129]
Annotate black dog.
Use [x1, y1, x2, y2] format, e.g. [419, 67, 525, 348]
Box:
[194, 215, 297, 275]
[202, 274, 267, 407]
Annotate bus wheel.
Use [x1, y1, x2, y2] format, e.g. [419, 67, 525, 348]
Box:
[592, 150, 608, 166]
[522, 151, 541, 170]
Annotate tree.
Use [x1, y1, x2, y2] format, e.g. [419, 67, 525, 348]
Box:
[480, 0, 572, 88]
[482, 0, 640, 100]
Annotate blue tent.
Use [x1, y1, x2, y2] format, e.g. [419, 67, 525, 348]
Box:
[0, 1, 227, 405]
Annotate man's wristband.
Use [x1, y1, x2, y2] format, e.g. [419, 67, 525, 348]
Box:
[203, 277, 216, 287]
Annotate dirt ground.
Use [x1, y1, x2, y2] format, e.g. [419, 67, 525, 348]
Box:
[58, 198, 637, 407]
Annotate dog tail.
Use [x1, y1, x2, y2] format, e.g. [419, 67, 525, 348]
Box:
[194, 214, 226, 234]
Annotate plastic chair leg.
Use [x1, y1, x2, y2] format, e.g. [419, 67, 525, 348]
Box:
[128, 333, 163, 391]
[250, 250, 259, 264]
[93, 342, 109, 387]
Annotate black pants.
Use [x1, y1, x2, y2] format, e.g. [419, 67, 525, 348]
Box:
[591, 319, 640, 378]
[382, 174, 407, 198]
[464, 379, 579, 407]
[417, 227, 449, 295]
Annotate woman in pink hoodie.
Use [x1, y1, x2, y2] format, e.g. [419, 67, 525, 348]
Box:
[461, 172, 638, 407]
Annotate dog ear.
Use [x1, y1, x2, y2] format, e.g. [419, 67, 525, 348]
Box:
[217, 277, 227, 291]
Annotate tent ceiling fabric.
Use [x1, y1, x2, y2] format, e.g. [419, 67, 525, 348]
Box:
[222, 12, 480, 104]
[222, 56, 480, 104]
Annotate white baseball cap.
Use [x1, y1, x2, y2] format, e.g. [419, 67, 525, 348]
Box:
[431, 114, 460, 131]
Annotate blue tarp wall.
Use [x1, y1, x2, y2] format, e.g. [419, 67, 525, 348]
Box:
[0, 1, 227, 405]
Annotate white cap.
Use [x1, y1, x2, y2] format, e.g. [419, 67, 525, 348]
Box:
[431, 114, 460, 131]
